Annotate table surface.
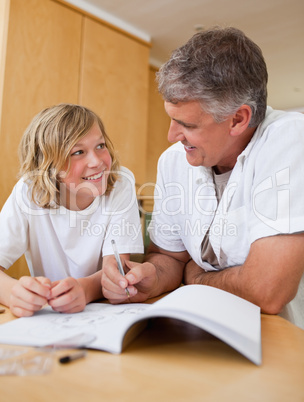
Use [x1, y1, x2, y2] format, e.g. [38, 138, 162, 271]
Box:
[0, 299, 303, 402]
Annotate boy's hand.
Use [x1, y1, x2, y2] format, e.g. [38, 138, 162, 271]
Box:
[48, 277, 86, 313]
[101, 257, 157, 304]
[101, 254, 137, 304]
[9, 276, 51, 317]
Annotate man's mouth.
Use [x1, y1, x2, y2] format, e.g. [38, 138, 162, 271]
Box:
[83, 171, 104, 181]
[184, 145, 196, 150]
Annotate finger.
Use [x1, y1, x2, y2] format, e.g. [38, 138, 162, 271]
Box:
[101, 274, 137, 303]
[35, 276, 52, 288]
[101, 264, 130, 295]
[10, 305, 36, 317]
[12, 280, 50, 307]
[51, 301, 85, 314]
[49, 288, 86, 313]
[125, 261, 155, 285]
[10, 292, 46, 317]
[19, 276, 51, 298]
[49, 291, 77, 310]
[49, 278, 73, 299]
[103, 263, 129, 289]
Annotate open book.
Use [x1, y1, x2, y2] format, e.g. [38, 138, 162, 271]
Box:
[0, 285, 261, 365]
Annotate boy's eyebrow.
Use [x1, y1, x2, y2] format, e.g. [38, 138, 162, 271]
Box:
[72, 135, 105, 147]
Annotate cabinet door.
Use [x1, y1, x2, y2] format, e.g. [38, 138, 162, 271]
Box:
[0, 0, 82, 278]
[0, 0, 82, 207]
[80, 17, 150, 186]
[143, 67, 171, 212]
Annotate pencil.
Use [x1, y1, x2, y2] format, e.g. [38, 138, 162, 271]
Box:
[111, 240, 130, 298]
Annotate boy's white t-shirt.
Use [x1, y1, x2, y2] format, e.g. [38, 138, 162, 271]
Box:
[0, 166, 143, 281]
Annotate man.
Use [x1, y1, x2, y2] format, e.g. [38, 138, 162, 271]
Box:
[102, 27, 304, 329]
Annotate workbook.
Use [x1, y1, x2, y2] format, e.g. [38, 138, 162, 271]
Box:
[0, 285, 261, 365]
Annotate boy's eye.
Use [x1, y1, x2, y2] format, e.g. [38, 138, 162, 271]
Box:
[71, 150, 83, 156]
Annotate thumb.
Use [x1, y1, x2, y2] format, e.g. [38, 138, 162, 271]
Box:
[35, 276, 52, 288]
[125, 260, 140, 270]
[125, 261, 156, 285]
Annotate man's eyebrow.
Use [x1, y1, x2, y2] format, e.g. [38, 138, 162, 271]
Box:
[172, 118, 197, 128]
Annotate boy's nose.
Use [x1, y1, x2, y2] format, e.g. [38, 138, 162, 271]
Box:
[87, 151, 101, 167]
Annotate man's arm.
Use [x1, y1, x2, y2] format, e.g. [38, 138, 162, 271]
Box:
[184, 233, 304, 314]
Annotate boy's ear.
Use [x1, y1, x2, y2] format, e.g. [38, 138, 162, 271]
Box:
[230, 105, 252, 137]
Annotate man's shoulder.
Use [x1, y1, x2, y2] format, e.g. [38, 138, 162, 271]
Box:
[260, 106, 304, 132]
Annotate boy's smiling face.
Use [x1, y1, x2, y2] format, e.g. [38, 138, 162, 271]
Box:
[59, 122, 112, 210]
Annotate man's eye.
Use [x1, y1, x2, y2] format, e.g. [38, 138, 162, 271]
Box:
[183, 123, 195, 129]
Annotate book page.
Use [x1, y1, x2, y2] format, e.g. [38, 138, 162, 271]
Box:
[0, 303, 150, 353]
[142, 285, 261, 365]
[0, 285, 261, 363]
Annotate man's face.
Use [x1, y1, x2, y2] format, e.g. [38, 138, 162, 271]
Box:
[165, 101, 237, 173]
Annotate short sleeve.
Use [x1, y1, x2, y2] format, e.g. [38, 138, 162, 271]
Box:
[0, 182, 29, 268]
[248, 116, 304, 243]
[101, 167, 144, 256]
[148, 151, 187, 252]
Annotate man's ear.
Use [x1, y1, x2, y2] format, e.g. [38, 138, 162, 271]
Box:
[230, 105, 252, 137]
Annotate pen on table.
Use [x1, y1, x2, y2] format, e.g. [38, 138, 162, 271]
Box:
[111, 239, 130, 297]
[59, 350, 87, 364]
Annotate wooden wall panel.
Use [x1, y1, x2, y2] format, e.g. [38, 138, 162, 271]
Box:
[146, 66, 171, 183]
[0, 0, 82, 278]
[140, 66, 171, 212]
[0, 0, 10, 129]
[0, 0, 82, 207]
[80, 17, 150, 186]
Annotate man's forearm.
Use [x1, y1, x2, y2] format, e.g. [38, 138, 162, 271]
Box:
[184, 233, 304, 315]
[184, 259, 242, 296]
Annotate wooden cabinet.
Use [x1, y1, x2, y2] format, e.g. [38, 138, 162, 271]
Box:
[0, 0, 82, 278]
[140, 66, 171, 213]
[80, 17, 149, 186]
[0, 0, 82, 208]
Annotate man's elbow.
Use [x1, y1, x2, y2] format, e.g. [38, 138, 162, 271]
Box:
[257, 288, 297, 315]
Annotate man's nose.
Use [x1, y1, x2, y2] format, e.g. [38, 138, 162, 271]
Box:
[167, 121, 185, 143]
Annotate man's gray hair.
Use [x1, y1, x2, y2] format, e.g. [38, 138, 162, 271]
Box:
[157, 27, 268, 127]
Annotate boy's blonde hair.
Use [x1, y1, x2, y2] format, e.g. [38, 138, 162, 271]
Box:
[18, 103, 120, 208]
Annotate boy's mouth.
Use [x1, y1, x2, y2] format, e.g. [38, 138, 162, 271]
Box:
[83, 171, 104, 181]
